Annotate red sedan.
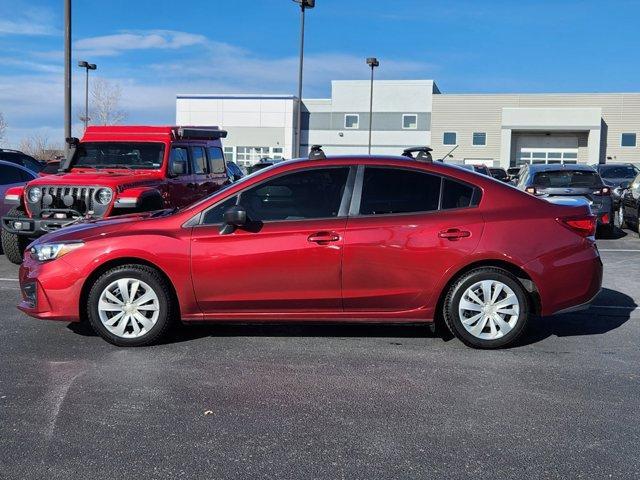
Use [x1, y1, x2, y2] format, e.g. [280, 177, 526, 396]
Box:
[17, 154, 602, 348]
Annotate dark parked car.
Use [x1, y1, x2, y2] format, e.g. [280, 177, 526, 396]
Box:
[619, 172, 640, 235]
[489, 167, 510, 182]
[457, 164, 492, 176]
[0, 149, 43, 173]
[507, 167, 523, 183]
[595, 163, 639, 210]
[0, 160, 37, 219]
[226, 161, 245, 182]
[517, 164, 614, 233]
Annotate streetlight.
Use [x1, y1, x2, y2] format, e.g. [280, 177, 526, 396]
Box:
[366, 57, 379, 155]
[293, 0, 315, 157]
[64, 0, 71, 155]
[78, 61, 97, 130]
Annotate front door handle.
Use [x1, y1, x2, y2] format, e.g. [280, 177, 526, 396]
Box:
[438, 228, 471, 240]
[308, 231, 341, 244]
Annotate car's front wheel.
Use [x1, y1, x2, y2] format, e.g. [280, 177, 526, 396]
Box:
[87, 264, 175, 346]
[443, 267, 530, 349]
[1, 208, 31, 264]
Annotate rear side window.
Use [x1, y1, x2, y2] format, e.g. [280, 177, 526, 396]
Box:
[191, 147, 207, 175]
[360, 168, 440, 215]
[0, 165, 24, 184]
[441, 179, 475, 209]
[207, 147, 226, 174]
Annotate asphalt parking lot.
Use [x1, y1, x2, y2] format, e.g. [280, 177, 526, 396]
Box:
[0, 232, 639, 479]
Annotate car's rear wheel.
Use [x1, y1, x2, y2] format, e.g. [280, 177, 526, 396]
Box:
[443, 267, 530, 349]
[87, 265, 175, 346]
[1, 208, 31, 264]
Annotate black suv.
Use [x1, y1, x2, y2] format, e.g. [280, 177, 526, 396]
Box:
[595, 163, 639, 210]
[619, 172, 640, 235]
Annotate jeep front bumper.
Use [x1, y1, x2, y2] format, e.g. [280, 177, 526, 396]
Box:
[2, 215, 78, 236]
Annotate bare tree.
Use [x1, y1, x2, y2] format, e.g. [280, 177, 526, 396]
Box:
[0, 112, 7, 146]
[90, 78, 127, 126]
[18, 133, 62, 161]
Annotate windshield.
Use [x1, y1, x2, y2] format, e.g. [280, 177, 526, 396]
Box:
[533, 170, 602, 188]
[73, 142, 165, 170]
[599, 165, 639, 179]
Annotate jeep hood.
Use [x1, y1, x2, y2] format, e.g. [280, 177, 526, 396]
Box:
[26, 170, 163, 189]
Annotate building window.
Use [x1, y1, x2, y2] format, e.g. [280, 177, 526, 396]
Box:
[272, 147, 284, 159]
[443, 132, 457, 145]
[402, 114, 418, 130]
[223, 147, 235, 162]
[621, 133, 637, 147]
[344, 114, 359, 129]
[472, 132, 486, 146]
[237, 146, 269, 165]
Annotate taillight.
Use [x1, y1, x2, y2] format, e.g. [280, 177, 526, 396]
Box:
[557, 215, 597, 237]
[594, 187, 611, 196]
[525, 186, 536, 195]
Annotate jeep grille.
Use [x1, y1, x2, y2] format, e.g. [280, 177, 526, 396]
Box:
[39, 186, 97, 216]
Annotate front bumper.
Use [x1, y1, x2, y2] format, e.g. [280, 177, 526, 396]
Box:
[2, 214, 78, 237]
[18, 255, 83, 322]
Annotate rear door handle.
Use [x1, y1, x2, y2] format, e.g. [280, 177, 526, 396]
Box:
[308, 231, 341, 244]
[438, 228, 471, 240]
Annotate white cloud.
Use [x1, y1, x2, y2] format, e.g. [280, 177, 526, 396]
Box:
[0, 8, 57, 36]
[74, 30, 208, 57]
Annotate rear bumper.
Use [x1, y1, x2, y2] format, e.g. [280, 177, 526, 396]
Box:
[523, 240, 603, 317]
[18, 256, 83, 322]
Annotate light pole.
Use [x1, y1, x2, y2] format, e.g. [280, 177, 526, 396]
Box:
[64, 0, 71, 155]
[78, 61, 97, 130]
[366, 57, 379, 155]
[293, 0, 315, 157]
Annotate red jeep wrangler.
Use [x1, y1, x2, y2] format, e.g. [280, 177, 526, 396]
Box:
[1, 125, 230, 264]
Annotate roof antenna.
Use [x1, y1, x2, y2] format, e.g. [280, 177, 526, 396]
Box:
[308, 145, 326, 159]
[401, 146, 433, 162]
[438, 145, 459, 161]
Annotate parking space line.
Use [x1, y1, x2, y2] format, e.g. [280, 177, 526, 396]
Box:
[0, 278, 18, 282]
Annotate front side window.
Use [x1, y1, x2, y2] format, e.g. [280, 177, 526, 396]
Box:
[402, 114, 418, 130]
[621, 133, 637, 147]
[359, 168, 441, 215]
[191, 146, 207, 175]
[202, 195, 238, 224]
[169, 147, 190, 176]
[344, 114, 359, 129]
[238, 168, 350, 221]
[73, 142, 165, 169]
[443, 132, 457, 145]
[472, 132, 486, 146]
[207, 147, 226, 174]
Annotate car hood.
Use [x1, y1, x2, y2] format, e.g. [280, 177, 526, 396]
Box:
[602, 178, 632, 188]
[26, 169, 163, 188]
[31, 211, 166, 245]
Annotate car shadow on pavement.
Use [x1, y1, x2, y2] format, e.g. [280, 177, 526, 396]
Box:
[67, 288, 635, 347]
[516, 287, 637, 347]
[598, 226, 627, 240]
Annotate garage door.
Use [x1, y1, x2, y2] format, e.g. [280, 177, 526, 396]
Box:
[515, 135, 579, 166]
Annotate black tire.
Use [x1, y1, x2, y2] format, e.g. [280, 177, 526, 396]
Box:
[86, 264, 176, 347]
[443, 267, 530, 349]
[1, 208, 31, 264]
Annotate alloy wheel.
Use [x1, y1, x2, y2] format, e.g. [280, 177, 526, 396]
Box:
[97, 278, 160, 338]
[458, 280, 520, 340]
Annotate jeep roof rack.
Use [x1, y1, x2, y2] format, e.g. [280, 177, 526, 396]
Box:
[308, 145, 326, 160]
[175, 127, 228, 140]
[402, 146, 433, 162]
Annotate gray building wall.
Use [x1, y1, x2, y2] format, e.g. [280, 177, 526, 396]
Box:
[432, 93, 640, 166]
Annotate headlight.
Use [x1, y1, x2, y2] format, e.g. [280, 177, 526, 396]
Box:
[28, 187, 42, 203]
[96, 188, 113, 205]
[30, 242, 84, 262]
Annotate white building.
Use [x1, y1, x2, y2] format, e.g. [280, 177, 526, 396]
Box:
[176, 81, 640, 168]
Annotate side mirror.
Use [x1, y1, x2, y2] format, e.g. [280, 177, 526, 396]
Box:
[219, 205, 248, 235]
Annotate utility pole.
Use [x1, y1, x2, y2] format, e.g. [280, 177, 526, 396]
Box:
[78, 61, 97, 131]
[64, 0, 72, 155]
[366, 57, 379, 155]
[293, 0, 315, 157]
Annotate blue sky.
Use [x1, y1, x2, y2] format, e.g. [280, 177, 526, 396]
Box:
[1, 0, 639, 146]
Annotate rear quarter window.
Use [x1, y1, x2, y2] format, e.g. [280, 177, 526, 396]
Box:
[441, 178, 476, 209]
